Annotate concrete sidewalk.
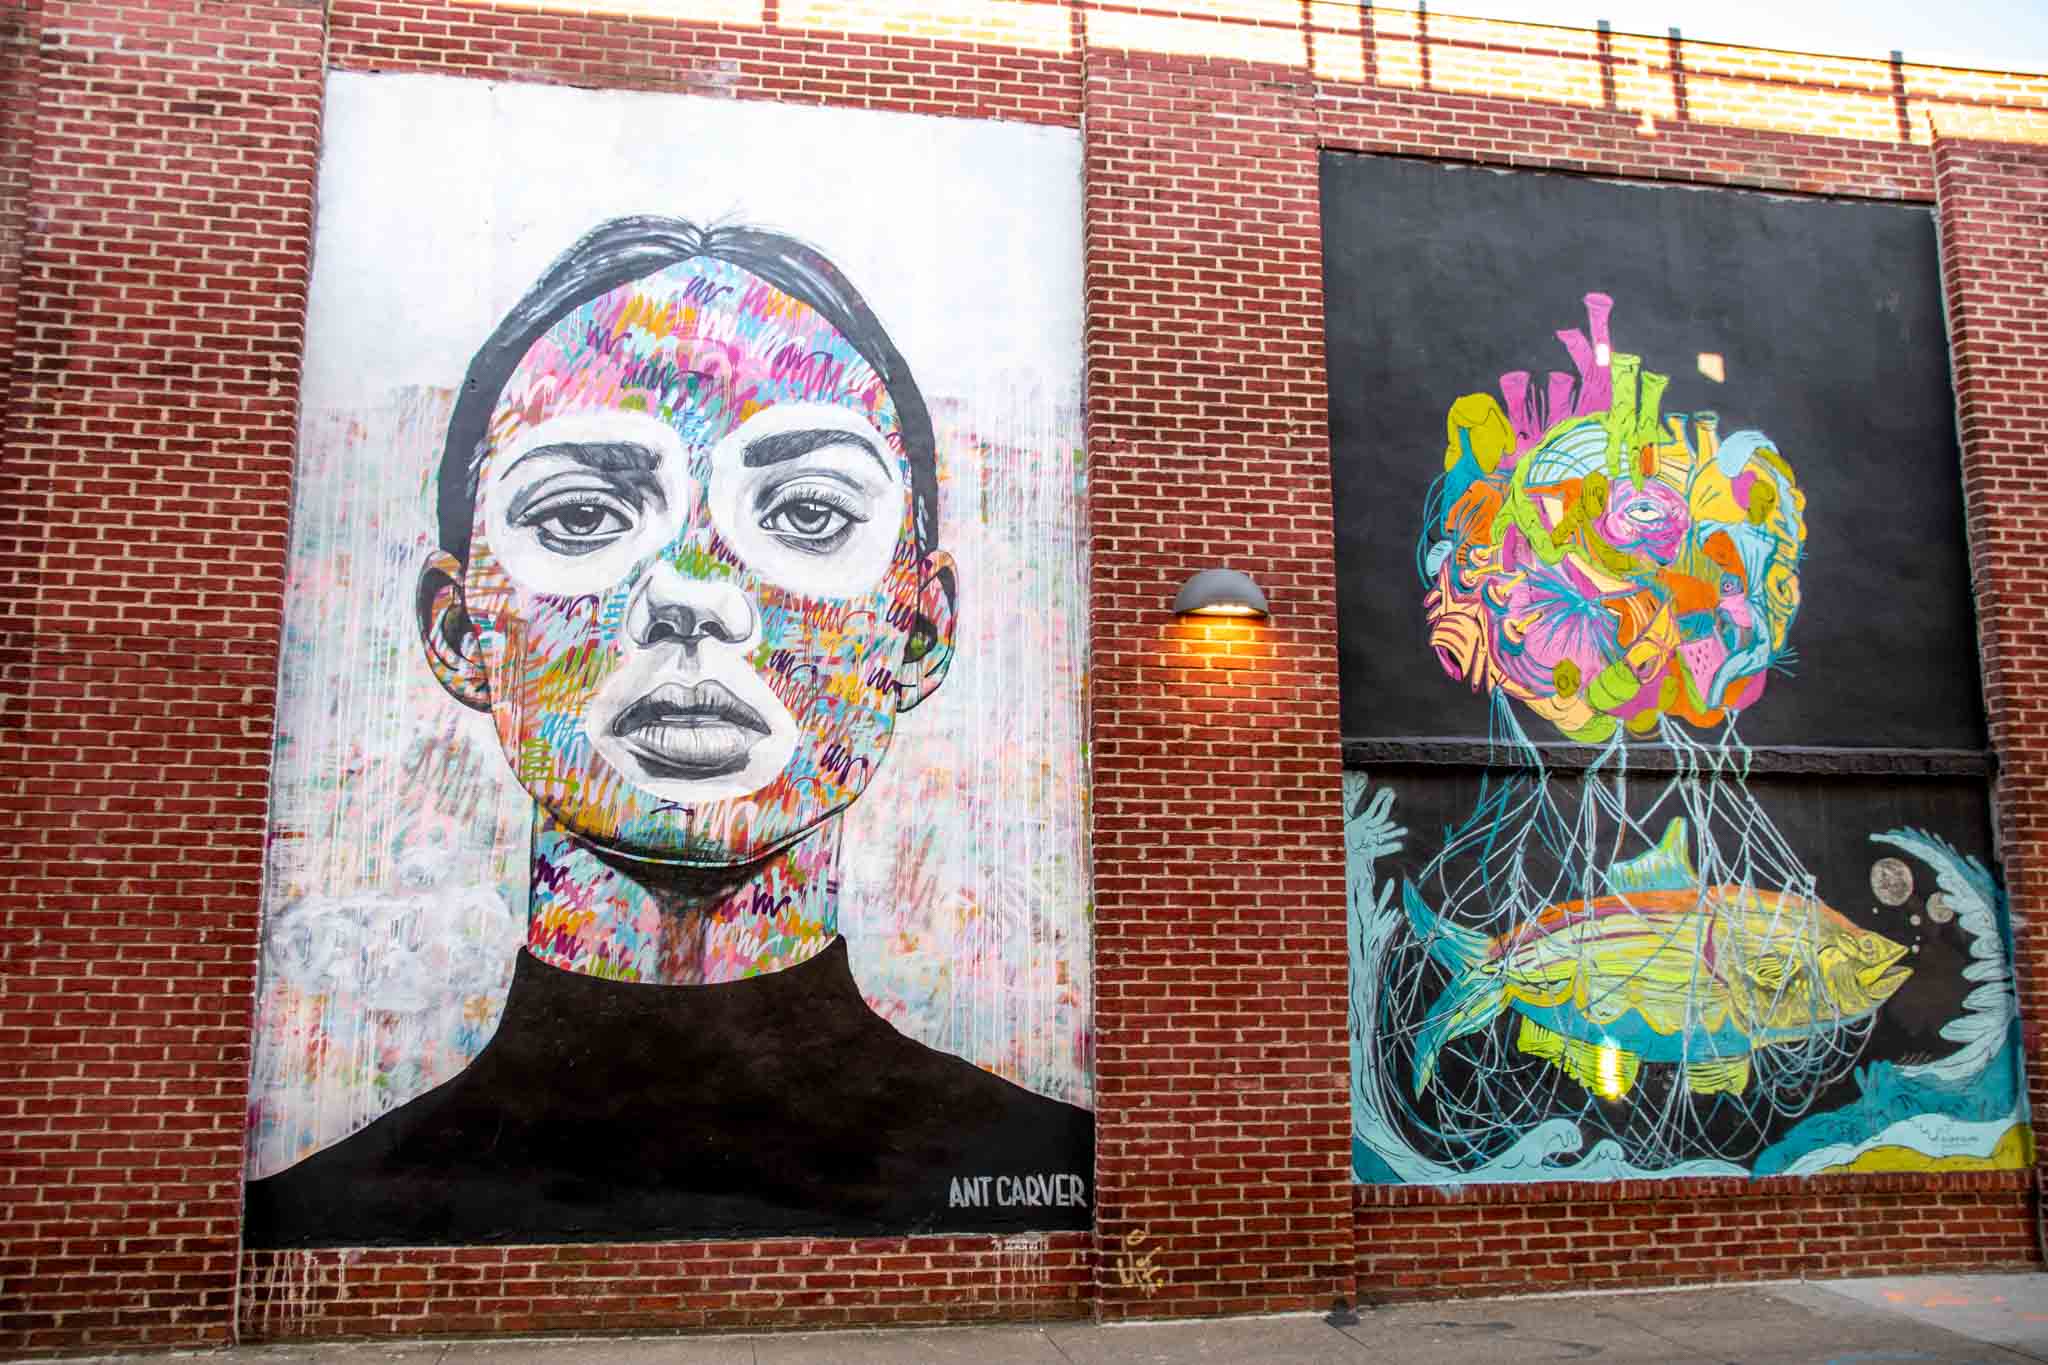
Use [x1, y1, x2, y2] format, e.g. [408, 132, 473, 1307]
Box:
[26, 1273, 2048, 1365]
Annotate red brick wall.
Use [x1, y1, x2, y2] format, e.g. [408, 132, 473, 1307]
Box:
[1315, 45, 1934, 198]
[1356, 1172, 2035, 1300]
[1, 1, 2045, 1354]
[324, 0, 1083, 125]
[237, 1234, 1091, 1337]
[1934, 135, 2048, 1160]
[1084, 48, 1352, 1319]
[0, 0, 324, 1353]
[0, 0, 39, 407]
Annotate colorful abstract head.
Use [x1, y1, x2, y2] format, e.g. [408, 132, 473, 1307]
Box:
[1421, 295, 1806, 742]
[417, 217, 957, 866]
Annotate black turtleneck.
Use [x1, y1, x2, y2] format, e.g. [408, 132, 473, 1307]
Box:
[244, 938, 1093, 1247]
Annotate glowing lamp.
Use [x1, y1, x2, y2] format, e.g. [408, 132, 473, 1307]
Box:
[1172, 568, 1269, 620]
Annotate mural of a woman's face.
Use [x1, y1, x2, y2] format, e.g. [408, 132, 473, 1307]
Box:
[420, 256, 955, 866]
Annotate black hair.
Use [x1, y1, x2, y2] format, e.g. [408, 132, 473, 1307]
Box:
[436, 216, 938, 564]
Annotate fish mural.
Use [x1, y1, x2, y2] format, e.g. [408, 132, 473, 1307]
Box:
[1405, 820, 1912, 1102]
[1337, 287, 2029, 1185]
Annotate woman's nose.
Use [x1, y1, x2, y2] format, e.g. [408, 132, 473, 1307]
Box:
[627, 561, 756, 651]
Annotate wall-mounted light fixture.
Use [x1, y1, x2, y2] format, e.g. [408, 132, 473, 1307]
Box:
[1172, 568, 1269, 620]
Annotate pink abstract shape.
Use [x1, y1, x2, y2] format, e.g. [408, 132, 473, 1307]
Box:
[1545, 372, 1577, 429]
[1498, 522, 1532, 574]
[1580, 291, 1614, 411]
[1679, 635, 1730, 706]
[1499, 371, 1539, 452]
[1597, 479, 1689, 564]
[1502, 294, 1616, 456]
[1606, 682, 1664, 723]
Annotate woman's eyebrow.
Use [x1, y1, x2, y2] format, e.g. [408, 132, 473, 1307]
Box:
[505, 440, 663, 480]
[743, 427, 890, 477]
[501, 441, 667, 520]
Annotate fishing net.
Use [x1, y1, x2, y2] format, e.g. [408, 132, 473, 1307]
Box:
[1353, 705, 1882, 1173]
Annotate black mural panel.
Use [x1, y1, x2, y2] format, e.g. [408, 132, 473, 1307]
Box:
[1323, 153, 1984, 752]
[1326, 154, 2023, 1188]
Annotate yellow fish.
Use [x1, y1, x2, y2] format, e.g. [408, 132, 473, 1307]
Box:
[1406, 820, 1911, 1099]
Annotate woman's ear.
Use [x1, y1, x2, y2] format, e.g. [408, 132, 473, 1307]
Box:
[417, 551, 493, 712]
[896, 550, 957, 714]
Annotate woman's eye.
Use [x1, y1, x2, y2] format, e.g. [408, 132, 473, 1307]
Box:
[518, 494, 635, 556]
[1625, 500, 1663, 524]
[758, 484, 867, 554]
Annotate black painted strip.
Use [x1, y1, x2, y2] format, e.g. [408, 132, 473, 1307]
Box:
[1341, 737, 1996, 778]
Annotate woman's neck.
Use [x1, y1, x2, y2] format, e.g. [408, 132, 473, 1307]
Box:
[524, 813, 840, 984]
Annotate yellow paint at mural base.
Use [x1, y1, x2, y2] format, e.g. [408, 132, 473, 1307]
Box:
[1813, 1123, 2034, 1175]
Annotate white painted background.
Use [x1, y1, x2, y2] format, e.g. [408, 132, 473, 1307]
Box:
[249, 72, 1090, 1176]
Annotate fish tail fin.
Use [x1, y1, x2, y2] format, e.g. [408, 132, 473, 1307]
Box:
[1402, 880, 1490, 972]
[1403, 882, 1501, 1096]
[1412, 965, 1506, 1099]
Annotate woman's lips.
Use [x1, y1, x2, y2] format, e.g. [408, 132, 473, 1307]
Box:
[610, 680, 772, 779]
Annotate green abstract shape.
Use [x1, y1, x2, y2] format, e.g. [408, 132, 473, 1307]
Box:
[1563, 713, 1618, 744]
[1600, 352, 1671, 478]
[1583, 657, 1643, 713]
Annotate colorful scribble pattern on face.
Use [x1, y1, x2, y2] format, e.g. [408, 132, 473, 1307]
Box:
[458, 259, 930, 981]
[469, 259, 920, 863]
[1423, 293, 1807, 743]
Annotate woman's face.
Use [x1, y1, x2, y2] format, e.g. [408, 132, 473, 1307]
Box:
[449, 257, 938, 865]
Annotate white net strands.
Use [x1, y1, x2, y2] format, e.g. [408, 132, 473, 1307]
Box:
[1362, 695, 1878, 1173]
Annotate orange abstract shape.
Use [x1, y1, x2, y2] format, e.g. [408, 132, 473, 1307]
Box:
[1424, 562, 1500, 693]
[1444, 481, 1504, 547]
[1608, 590, 1661, 648]
[1698, 530, 1747, 589]
[1654, 568, 1717, 617]
[1658, 662, 1726, 730]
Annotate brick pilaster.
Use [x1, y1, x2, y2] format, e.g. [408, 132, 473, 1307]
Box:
[1084, 44, 1352, 1318]
[0, 1, 325, 1350]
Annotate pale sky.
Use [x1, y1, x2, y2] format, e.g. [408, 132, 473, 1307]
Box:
[1428, 1, 2048, 74]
